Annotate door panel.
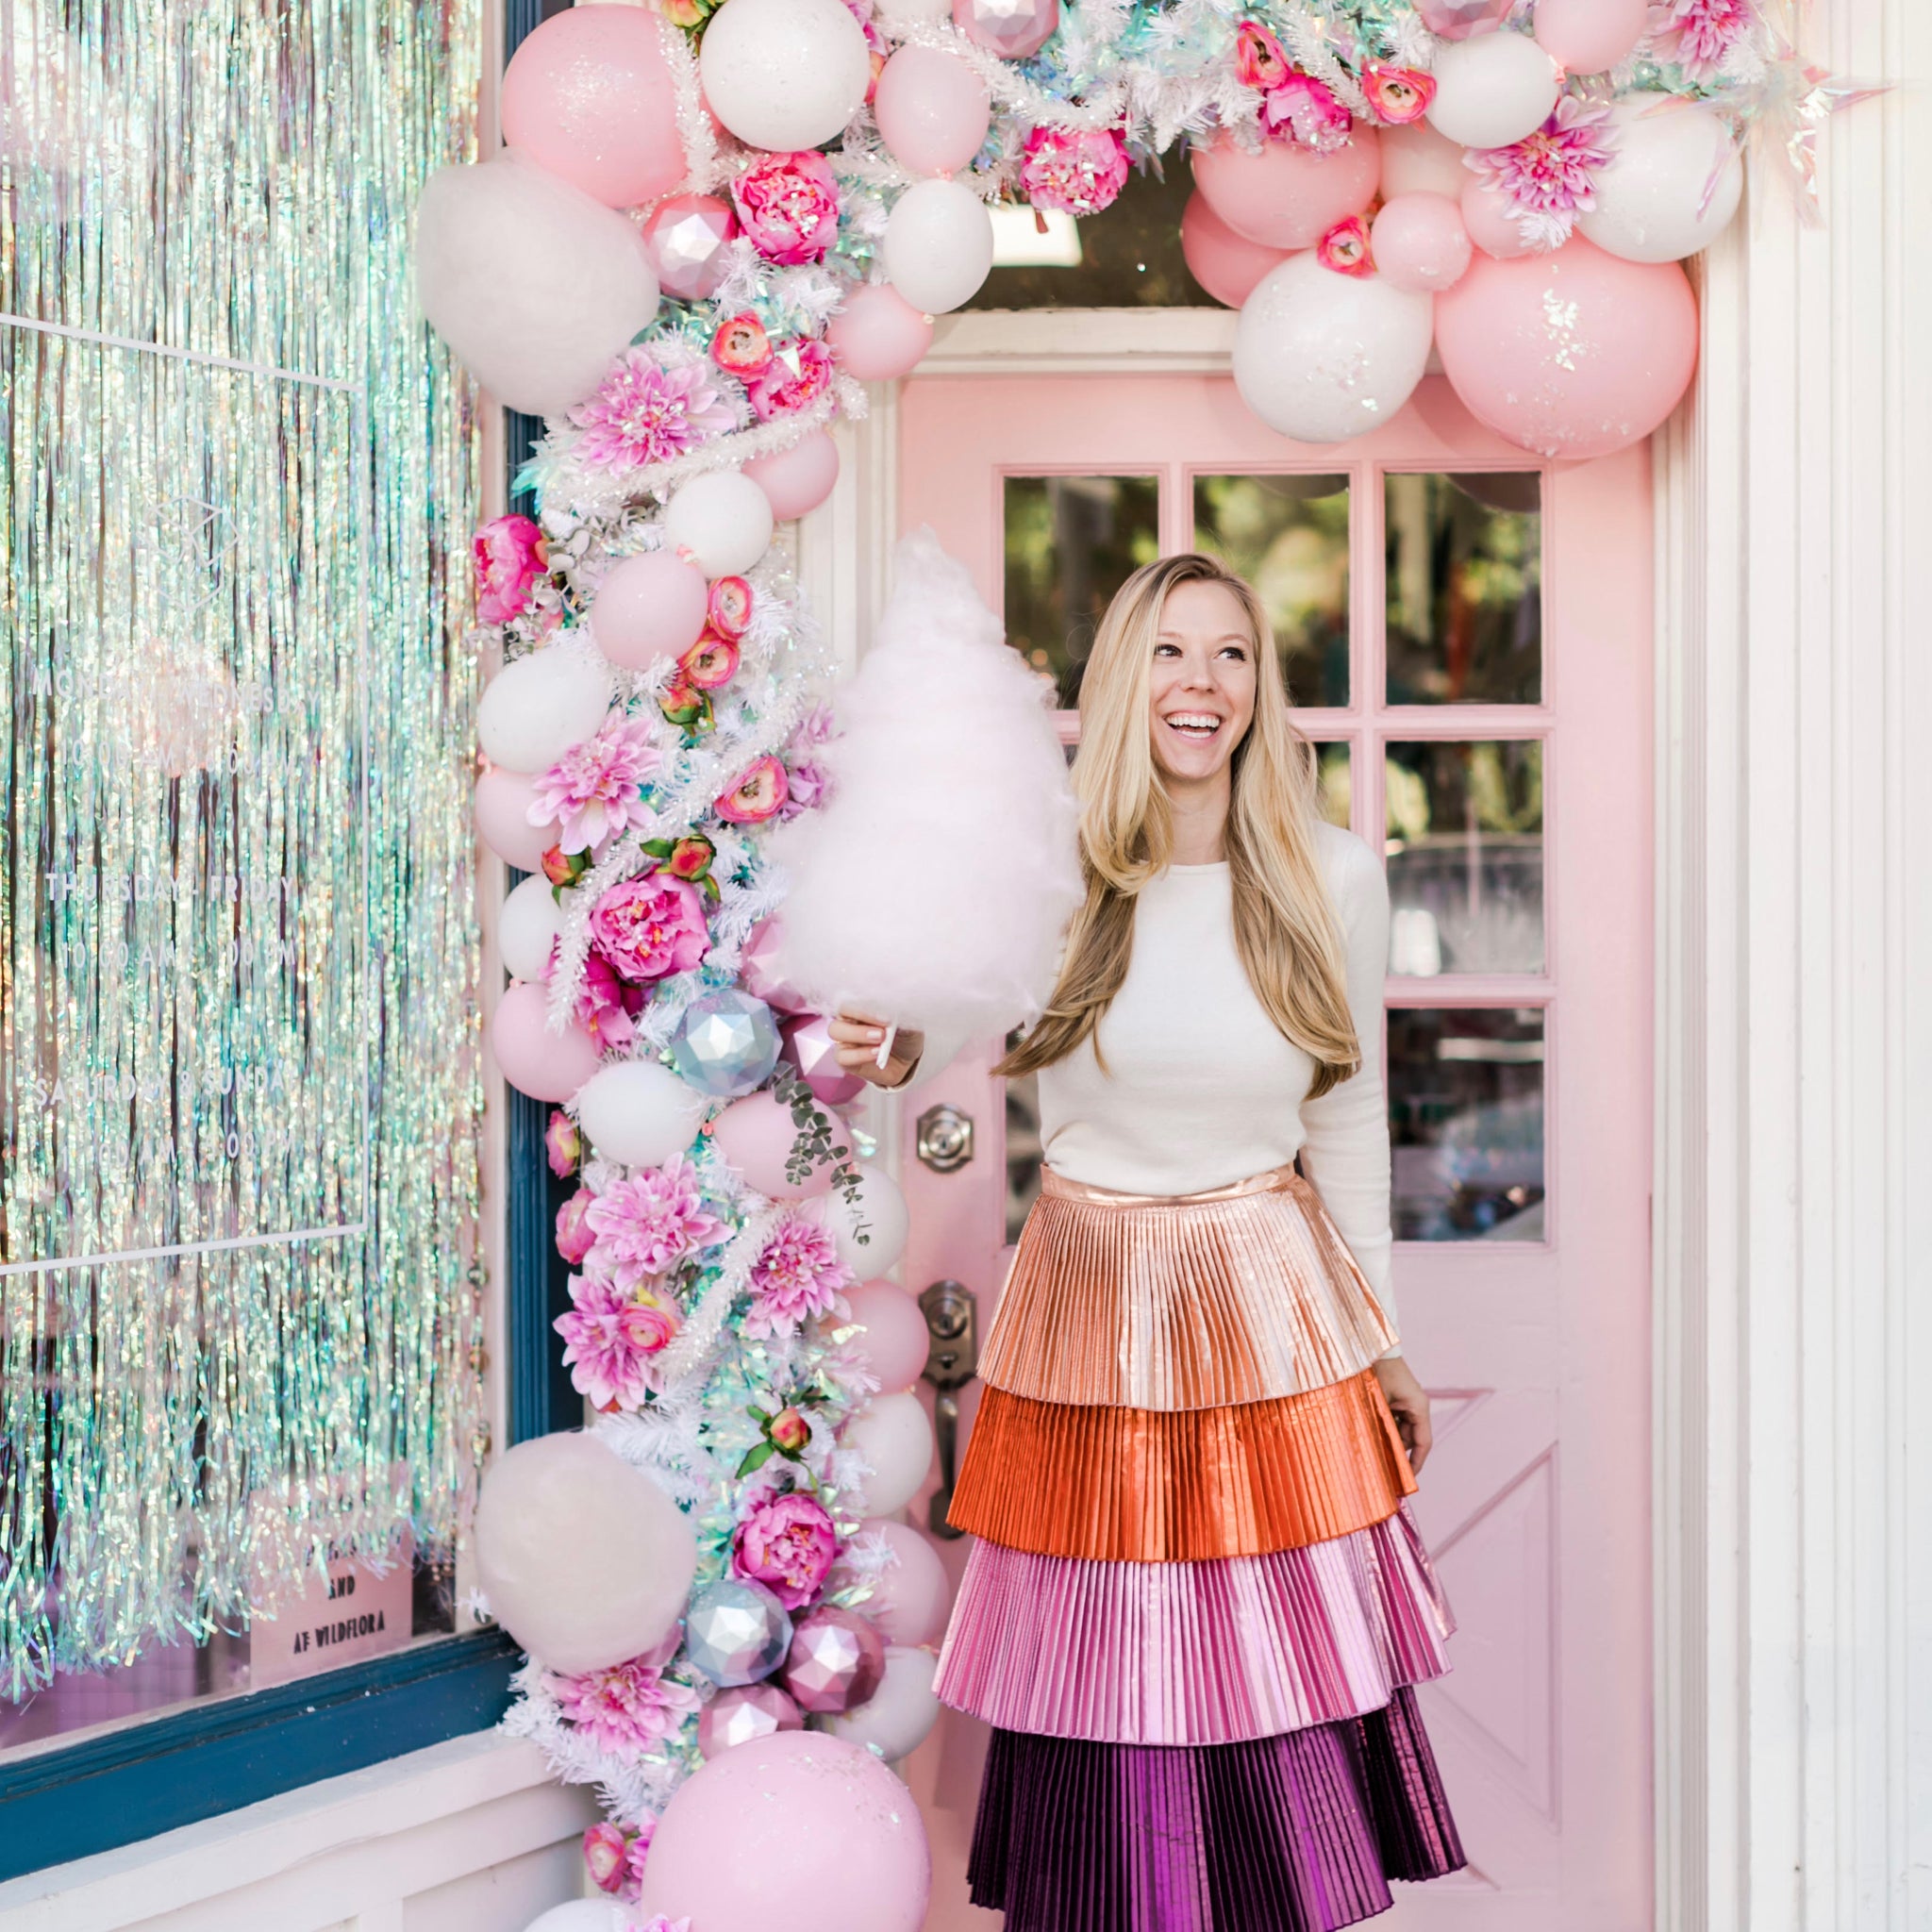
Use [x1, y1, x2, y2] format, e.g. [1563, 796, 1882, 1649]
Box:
[894, 372, 1652, 1930]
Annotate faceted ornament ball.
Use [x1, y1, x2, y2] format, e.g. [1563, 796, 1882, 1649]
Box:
[953, 0, 1058, 61]
[684, 1577, 794, 1686]
[640, 193, 739, 303]
[823, 1644, 942, 1761]
[781, 1604, 887, 1713]
[671, 990, 782, 1098]
[1417, 0, 1512, 36]
[697, 1680, 806, 1757]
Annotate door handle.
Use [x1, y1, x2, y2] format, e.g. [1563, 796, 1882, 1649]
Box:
[919, 1279, 978, 1540]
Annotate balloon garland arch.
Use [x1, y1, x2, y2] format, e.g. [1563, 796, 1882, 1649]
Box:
[417, 1, 1857, 1920]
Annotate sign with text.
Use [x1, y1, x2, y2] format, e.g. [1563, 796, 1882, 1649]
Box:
[248, 1535, 415, 1690]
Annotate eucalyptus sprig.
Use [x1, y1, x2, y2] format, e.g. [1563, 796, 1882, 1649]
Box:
[769, 1060, 872, 1246]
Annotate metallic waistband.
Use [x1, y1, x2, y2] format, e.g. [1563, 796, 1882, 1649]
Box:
[1039, 1161, 1307, 1210]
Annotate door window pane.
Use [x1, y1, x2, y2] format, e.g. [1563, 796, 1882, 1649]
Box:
[1192, 474, 1351, 708]
[1384, 472, 1541, 705]
[1388, 1008, 1546, 1241]
[1004, 475, 1161, 706]
[1384, 741, 1543, 974]
[1315, 742, 1352, 830]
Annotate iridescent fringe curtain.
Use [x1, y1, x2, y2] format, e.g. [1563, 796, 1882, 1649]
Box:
[0, 0, 483, 1693]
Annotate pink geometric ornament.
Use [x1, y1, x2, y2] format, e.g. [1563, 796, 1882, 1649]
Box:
[739, 917, 813, 1015]
[696, 1681, 806, 1757]
[780, 1605, 887, 1713]
[952, 0, 1058, 62]
[1416, 0, 1512, 39]
[641, 193, 740, 303]
[782, 1013, 867, 1106]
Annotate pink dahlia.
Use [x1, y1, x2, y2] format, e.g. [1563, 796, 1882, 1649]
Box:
[586, 1155, 726, 1281]
[1021, 125, 1131, 217]
[567, 346, 738, 473]
[473, 514, 548, 625]
[731, 1491, 839, 1609]
[591, 873, 710, 981]
[743, 1216, 851, 1338]
[747, 338, 837, 422]
[527, 717, 661, 857]
[1466, 96, 1617, 251]
[550, 1657, 700, 1754]
[1647, 0, 1752, 84]
[731, 151, 841, 266]
[554, 1274, 683, 1409]
[1261, 73, 1353, 152]
[576, 948, 644, 1049]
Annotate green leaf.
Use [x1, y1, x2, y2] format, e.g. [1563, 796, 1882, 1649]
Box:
[735, 1441, 778, 1479]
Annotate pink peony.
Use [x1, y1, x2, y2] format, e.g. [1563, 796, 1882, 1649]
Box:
[584, 1823, 630, 1894]
[568, 346, 739, 473]
[747, 338, 837, 422]
[1317, 213, 1374, 275]
[731, 151, 841, 266]
[551, 1657, 700, 1754]
[743, 1217, 851, 1338]
[731, 1491, 839, 1609]
[1466, 96, 1618, 251]
[591, 872, 710, 981]
[527, 717, 661, 858]
[1234, 20, 1291, 91]
[1020, 125, 1131, 217]
[473, 514, 548, 625]
[546, 1108, 581, 1177]
[1361, 62, 1435, 125]
[587, 1155, 726, 1281]
[1647, 0, 1752, 83]
[576, 948, 644, 1048]
[556, 1189, 598, 1265]
[554, 1274, 683, 1410]
[714, 754, 790, 824]
[1261, 73, 1353, 152]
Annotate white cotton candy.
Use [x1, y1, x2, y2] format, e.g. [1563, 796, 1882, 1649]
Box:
[770, 530, 1081, 1043]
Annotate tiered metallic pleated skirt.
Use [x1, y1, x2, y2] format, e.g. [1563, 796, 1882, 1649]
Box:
[936, 1164, 1465, 1930]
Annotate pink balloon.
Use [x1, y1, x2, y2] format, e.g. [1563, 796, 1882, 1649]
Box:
[1371, 192, 1473, 292]
[743, 431, 841, 521]
[637, 1730, 930, 1932]
[826, 284, 935, 381]
[858, 1519, 953, 1646]
[1533, 0, 1648, 73]
[1459, 175, 1538, 259]
[475, 767, 552, 872]
[781, 1012, 867, 1107]
[1435, 237, 1699, 459]
[590, 550, 709, 670]
[491, 980, 604, 1102]
[711, 1091, 838, 1198]
[500, 6, 685, 208]
[1179, 192, 1288, 308]
[843, 1280, 928, 1392]
[640, 192, 739, 302]
[874, 43, 991, 177]
[1190, 128, 1381, 252]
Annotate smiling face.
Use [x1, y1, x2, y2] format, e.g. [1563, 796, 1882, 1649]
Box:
[1147, 576, 1259, 786]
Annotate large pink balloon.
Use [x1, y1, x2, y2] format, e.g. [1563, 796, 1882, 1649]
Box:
[1371, 192, 1473, 292]
[1190, 128, 1381, 252]
[711, 1091, 838, 1198]
[743, 430, 841, 521]
[491, 980, 604, 1101]
[1435, 237, 1699, 459]
[590, 550, 708, 670]
[826, 284, 934, 381]
[1179, 192, 1288, 308]
[500, 5, 685, 208]
[1459, 175, 1537, 260]
[843, 1279, 929, 1391]
[874, 43, 991, 177]
[859, 1518, 953, 1646]
[475, 767, 552, 873]
[637, 1730, 930, 1932]
[1533, 0, 1648, 73]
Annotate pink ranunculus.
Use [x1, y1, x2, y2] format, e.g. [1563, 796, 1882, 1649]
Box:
[778, 758, 828, 819]
[1020, 125, 1131, 217]
[474, 514, 548, 625]
[586, 1155, 726, 1281]
[743, 1216, 851, 1339]
[711, 312, 774, 381]
[550, 1657, 701, 1754]
[1465, 95, 1618, 252]
[730, 1491, 839, 1609]
[575, 947, 644, 1049]
[554, 1274, 683, 1410]
[747, 338, 837, 422]
[1317, 213, 1374, 275]
[527, 717, 661, 858]
[1361, 61, 1436, 125]
[567, 345, 740, 473]
[584, 1823, 630, 1894]
[1262, 73, 1354, 152]
[714, 754, 790, 824]
[1234, 20, 1291, 92]
[556, 1188, 598, 1265]
[730, 151, 841, 266]
[769, 1405, 811, 1453]
[1646, 0, 1751, 84]
[546, 1107, 582, 1178]
[591, 872, 710, 982]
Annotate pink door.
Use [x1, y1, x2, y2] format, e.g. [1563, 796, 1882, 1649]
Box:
[892, 372, 1653, 1930]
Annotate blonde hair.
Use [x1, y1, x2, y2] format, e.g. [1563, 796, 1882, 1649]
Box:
[997, 552, 1359, 1097]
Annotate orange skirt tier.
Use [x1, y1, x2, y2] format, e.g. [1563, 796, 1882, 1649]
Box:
[981, 1165, 1396, 1411]
[947, 1370, 1417, 1563]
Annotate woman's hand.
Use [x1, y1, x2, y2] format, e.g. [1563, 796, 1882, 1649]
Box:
[1373, 1356, 1434, 1475]
[829, 1013, 925, 1091]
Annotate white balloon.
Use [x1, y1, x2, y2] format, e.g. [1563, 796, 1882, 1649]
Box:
[415, 154, 659, 419]
[823, 1645, 941, 1762]
[522, 1906, 632, 1932]
[1424, 33, 1560, 150]
[1234, 253, 1434, 444]
[842, 1392, 935, 1517]
[1578, 100, 1743, 264]
[874, 0, 951, 19]
[475, 1433, 697, 1675]
[476, 648, 613, 774]
[881, 178, 995, 316]
[813, 1161, 910, 1275]
[699, 0, 872, 152]
[500, 874, 565, 981]
[1378, 121, 1474, 201]
[577, 1060, 708, 1169]
[663, 471, 775, 578]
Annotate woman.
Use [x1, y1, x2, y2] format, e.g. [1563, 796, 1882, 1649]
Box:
[834, 553, 1463, 1930]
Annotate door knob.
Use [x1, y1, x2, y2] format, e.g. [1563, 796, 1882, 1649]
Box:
[915, 1103, 974, 1174]
[920, 1279, 978, 1539]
